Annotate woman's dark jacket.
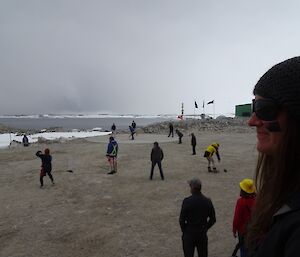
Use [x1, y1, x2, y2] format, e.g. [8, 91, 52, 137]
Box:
[250, 192, 300, 257]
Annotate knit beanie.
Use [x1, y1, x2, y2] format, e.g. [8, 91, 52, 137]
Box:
[254, 56, 300, 121]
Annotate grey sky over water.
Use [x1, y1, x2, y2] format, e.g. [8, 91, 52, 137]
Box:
[1, 1, 300, 115]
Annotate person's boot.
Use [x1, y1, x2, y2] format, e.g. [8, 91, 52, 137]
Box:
[208, 167, 212, 172]
[213, 167, 218, 173]
[107, 170, 115, 175]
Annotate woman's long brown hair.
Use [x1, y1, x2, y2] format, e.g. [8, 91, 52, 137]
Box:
[246, 115, 300, 249]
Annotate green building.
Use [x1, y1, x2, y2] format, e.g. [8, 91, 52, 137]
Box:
[235, 103, 251, 117]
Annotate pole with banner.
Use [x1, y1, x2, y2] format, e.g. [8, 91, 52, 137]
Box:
[207, 100, 214, 118]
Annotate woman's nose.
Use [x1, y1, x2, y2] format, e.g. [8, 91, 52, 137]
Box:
[248, 112, 262, 127]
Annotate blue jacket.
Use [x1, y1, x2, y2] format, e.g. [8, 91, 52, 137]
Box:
[106, 140, 118, 157]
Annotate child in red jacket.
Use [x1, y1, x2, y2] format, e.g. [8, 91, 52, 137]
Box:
[233, 179, 256, 257]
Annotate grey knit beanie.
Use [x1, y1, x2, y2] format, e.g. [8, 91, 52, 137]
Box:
[254, 56, 300, 121]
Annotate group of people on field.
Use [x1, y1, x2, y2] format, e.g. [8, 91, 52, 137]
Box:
[33, 57, 300, 257]
[169, 122, 223, 173]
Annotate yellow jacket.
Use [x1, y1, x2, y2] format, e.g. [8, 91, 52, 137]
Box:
[205, 143, 220, 160]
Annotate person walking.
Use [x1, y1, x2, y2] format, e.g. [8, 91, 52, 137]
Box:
[22, 134, 29, 147]
[36, 148, 54, 188]
[132, 120, 136, 130]
[191, 133, 197, 155]
[150, 142, 164, 180]
[129, 125, 136, 140]
[106, 136, 118, 174]
[179, 178, 216, 257]
[175, 129, 183, 144]
[203, 143, 220, 172]
[246, 56, 300, 257]
[168, 122, 174, 137]
[111, 123, 116, 134]
[233, 179, 256, 257]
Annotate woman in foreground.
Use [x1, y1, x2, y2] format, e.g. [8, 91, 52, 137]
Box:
[247, 56, 300, 256]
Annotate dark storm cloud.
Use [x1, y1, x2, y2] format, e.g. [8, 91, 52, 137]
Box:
[1, 0, 300, 115]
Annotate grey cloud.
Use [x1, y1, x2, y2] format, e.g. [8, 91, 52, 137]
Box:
[1, 1, 300, 115]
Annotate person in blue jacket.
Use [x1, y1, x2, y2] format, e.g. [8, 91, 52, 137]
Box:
[106, 136, 118, 174]
[129, 125, 136, 140]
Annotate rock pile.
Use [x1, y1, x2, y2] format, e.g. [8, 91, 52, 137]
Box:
[0, 123, 38, 134]
[142, 117, 254, 134]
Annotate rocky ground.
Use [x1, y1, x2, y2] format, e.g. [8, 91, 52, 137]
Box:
[142, 117, 253, 134]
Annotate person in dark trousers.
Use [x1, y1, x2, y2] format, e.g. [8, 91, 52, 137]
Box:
[246, 57, 300, 257]
[132, 120, 136, 130]
[22, 135, 29, 147]
[179, 178, 216, 257]
[36, 148, 54, 188]
[175, 129, 183, 144]
[233, 179, 256, 257]
[106, 136, 118, 174]
[129, 125, 136, 140]
[168, 122, 174, 137]
[191, 133, 196, 155]
[111, 123, 116, 134]
[150, 142, 164, 180]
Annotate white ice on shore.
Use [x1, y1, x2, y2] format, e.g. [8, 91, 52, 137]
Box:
[0, 131, 111, 148]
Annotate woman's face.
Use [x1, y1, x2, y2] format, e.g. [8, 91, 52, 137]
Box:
[248, 95, 287, 155]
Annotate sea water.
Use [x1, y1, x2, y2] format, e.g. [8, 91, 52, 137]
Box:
[0, 115, 173, 131]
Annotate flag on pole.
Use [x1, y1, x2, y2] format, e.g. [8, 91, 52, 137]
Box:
[207, 100, 214, 105]
[194, 101, 198, 108]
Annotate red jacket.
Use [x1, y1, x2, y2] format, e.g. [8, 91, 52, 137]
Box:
[233, 196, 255, 235]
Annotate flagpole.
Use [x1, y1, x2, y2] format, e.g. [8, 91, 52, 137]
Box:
[213, 102, 215, 118]
[182, 102, 184, 119]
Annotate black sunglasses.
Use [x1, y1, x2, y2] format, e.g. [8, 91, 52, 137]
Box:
[252, 99, 280, 121]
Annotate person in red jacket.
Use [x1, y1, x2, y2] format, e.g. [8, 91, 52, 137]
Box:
[233, 179, 256, 257]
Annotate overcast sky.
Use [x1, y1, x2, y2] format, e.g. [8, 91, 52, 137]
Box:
[1, 0, 300, 115]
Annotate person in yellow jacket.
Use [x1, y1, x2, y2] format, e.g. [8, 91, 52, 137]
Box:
[204, 143, 220, 172]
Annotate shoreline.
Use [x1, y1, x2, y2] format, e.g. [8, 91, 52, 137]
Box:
[0, 116, 252, 134]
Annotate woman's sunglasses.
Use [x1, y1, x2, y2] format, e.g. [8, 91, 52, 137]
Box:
[252, 99, 280, 121]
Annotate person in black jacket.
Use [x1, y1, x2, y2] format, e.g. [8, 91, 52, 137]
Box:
[179, 178, 216, 257]
[246, 57, 300, 257]
[191, 133, 196, 155]
[111, 123, 116, 134]
[132, 120, 136, 130]
[22, 135, 29, 147]
[36, 148, 54, 187]
[150, 142, 164, 180]
[168, 122, 174, 137]
[175, 129, 183, 144]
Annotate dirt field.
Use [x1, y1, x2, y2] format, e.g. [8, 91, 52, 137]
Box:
[0, 131, 258, 257]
